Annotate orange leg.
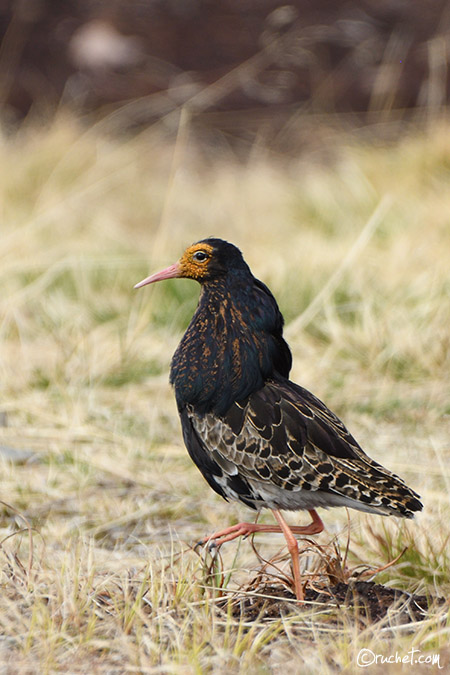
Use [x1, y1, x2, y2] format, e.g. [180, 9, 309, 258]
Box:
[197, 509, 324, 546]
[272, 509, 303, 603]
[292, 508, 324, 536]
[196, 509, 324, 603]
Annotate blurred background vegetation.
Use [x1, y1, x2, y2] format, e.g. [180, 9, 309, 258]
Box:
[0, 1, 449, 672]
[2, 0, 450, 147]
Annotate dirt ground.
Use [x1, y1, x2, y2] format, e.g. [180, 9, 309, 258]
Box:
[221, 580, 443, 625]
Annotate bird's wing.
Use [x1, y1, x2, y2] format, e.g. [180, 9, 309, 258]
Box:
[179, 405, 260, 508]
[190, 378, 422, 515]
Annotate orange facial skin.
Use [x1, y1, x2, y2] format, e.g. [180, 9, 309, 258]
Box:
[178, 243, 214, 280]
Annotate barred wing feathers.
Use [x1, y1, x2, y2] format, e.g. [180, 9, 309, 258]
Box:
[187, 378, 422, 517]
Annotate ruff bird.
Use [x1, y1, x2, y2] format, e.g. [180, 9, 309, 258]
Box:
[134, 238, 422, 601]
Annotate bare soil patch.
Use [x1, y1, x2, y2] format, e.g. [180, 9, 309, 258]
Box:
[222, 580, 443, 625]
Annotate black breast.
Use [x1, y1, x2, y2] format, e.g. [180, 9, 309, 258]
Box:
[170, 273, 292, 416]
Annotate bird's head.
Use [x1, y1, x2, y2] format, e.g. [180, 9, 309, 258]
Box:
[134, 238, 248, 288]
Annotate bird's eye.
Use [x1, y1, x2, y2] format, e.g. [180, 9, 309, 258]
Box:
[193, 250, 209, 262]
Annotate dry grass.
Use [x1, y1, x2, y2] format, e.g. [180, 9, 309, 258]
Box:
[0, 113, 449, 673]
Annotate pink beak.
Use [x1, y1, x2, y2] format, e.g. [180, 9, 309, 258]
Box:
[134, 262, 180, 289]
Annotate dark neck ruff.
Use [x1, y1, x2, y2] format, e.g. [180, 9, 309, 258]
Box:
[170, 273, 292, 416]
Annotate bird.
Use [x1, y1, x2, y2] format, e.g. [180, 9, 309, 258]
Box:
[134, 238, 422, 602]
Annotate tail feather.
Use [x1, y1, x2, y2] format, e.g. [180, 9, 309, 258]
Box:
[323, 455, 423, 518]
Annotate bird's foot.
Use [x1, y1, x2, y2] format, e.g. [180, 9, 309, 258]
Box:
[195, 521, 278, 550]
[195, 510, 325, 605]
[195, 510, 324, 552]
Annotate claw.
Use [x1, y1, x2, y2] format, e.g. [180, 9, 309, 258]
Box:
[195, 538, 218, 553]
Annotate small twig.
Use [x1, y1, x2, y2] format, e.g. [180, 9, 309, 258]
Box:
[354, 546, 408, 579]
[0, 500, 34, 583]
[342, 509, 351, 573]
